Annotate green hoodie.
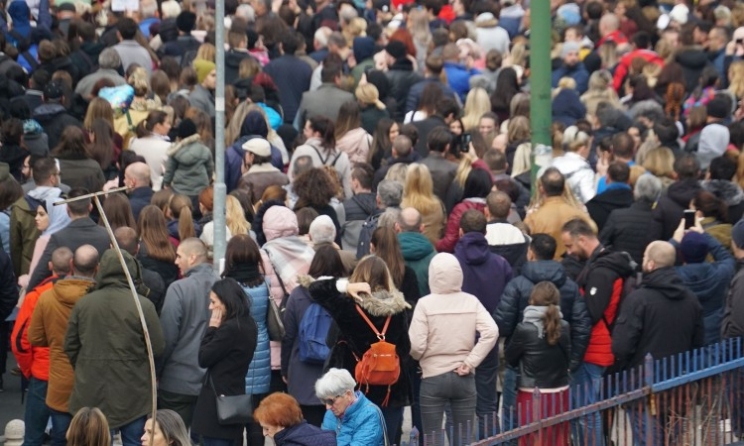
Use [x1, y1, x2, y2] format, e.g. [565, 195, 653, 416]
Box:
[398, 232, 436, 296]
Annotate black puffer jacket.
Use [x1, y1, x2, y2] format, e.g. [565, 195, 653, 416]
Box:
[494, 260, 592, 371]
[385, 59, 422, 122]
[599, 199, 658, 267]
[652, 178, 702, 241]
[675, 48, 712, 92]
[612, 267, 704, 370]
[505, 318, 571, 389]
[33, 103, 82, 149]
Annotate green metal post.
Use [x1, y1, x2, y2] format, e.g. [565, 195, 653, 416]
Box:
[529, 0, 553, 185]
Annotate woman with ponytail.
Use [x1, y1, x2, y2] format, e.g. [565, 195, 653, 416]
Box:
[130, 110, 172, 190]
[290, 116, 353, 199]
[166, 193, 201, 242]
[505, 281, 571, 446]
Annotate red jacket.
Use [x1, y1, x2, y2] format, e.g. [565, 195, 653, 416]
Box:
[583, 278, 623, 367]
[613, 49, 665, 92]
[11, 276, 58, 381]
[436, 199, 486, 253]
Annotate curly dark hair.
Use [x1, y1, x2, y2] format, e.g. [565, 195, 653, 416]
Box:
[293, 167, 337, 209]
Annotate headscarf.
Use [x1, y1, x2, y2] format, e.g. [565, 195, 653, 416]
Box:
[42, 196, 71, 237]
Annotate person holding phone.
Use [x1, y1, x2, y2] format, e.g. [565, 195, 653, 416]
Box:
[192, 279, 258, 446]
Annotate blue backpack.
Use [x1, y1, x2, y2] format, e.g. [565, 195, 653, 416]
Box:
[298, 302, 333, 364]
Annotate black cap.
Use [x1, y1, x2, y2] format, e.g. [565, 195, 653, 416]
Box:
[177, 118, 198, 139]
[385, 40, 407, 60]
[176, 11, 197, 33]
[43, 79, 65, 101]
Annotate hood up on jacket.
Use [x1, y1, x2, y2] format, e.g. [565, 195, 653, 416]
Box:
[8, 1, 31, 37]
[520, 260, 568, 289]
[702, 179, 744, 207]
[454, 232, 492, 266]
[428, 253, 463, 294]
[398, 232, 435, 262]
[93, 250, 141, 290]
[641, 266, 690, 301]
[591, 250, 637, 279]
[263, 205, 298, 241]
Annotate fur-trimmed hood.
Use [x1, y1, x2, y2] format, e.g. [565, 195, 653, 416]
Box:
[167, 134, 202, 156]
[298, 275, 410, 316]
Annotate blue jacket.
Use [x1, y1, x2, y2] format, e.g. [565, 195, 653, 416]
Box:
[454, 232, 513, 314]
[225, 136, 283, 193]
[243, 281, 271, 394]
[404, 77, 457, 114]
[321, 391, 384, 446]
[273, 421, 336, 446]
[443, 62, 479, 102]
[551, 62, 589, 94]
[674, 233, 736, 346]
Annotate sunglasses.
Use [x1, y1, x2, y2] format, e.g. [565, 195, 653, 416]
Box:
[321, 395, 342, 406]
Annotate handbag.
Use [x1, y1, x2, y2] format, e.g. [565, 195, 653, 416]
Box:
[266, 276, 287, 342]
[209, 375, 253, 425]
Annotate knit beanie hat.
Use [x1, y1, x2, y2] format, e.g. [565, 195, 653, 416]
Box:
[353, 36, 376, 63]
[707, 97, 730, 120]
[680, 232, 708, 264]
[385, 40, 407, 60]
[176, 11, 196, 33]
[177, 118, 198, 139]
[193, 60, 216, 84]
[561, 41, 581, 58]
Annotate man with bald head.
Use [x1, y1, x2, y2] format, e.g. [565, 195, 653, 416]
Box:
[12, 247, 72, 445]
[157, 238, 217, 428]
[124, 162, 154, 222]
[396, 207, 435, 296]
[28, 245, 99, 446]
[114, 227, 165, 313]
[613, 241, 703, 444]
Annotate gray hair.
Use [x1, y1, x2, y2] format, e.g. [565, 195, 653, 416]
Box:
[309, 215, 336, 244]
[377, 180, 403, 208]
[98, 48, 121, 70]
[235, 4, 255, 23]
[160, 0, 181, 18]
[633, 174, 662, 202]
[315, 368, 356, 399]
[379, 208, 401, 229]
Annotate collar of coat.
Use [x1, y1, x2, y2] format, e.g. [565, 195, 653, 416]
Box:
[298, 275, 411, 317]
[167, 134, 202, 156]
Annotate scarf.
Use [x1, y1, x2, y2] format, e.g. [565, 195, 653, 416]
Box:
[523, 305, 563, 339]
[225, 262, 261, 285]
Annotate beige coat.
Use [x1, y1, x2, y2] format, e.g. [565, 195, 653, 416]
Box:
[524, 196, 595, 259]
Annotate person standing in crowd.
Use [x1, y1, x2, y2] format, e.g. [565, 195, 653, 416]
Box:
[483, 191, 529, 273]
[613, 241, 704, 445]
[114, 18, 154, 74]
[561, 218, 636, 446]
[191, 279, 257, 446]
[163, 119, 214, 205]
[129, 110, 172, 191]
[263, 31, 313, 125]
[238, 138, 288, 203]
[653, 155, 703, 241]
[395, 207, 436, 297]
[124, 162, 154, 222]
[586, 162, 633, 231]
[27, 188, 110, 291]
[158, 238, 218, 429]
[28, 245, 98, 446]
[65, 249, 164, 446]
[409, 252, 499, 446]
[190, 60, 217, 118]
[13, 247, 71, 446]
[113, 227, 166, 313]
[454, 210, 511, 437]
[342, 164, 377, 252]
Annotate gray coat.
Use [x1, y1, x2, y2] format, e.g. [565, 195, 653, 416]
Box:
[157, 262, 218, 396]
[296, 83, 354, 129]
[163, 134, 214, 197]
[188, 84, 215, 118]
[420, 153, 457, 203]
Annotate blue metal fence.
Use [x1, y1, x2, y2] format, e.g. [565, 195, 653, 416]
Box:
[398, 338, 744, 446]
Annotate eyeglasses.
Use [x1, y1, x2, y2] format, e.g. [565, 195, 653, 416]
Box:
[321, 395, 342, 406]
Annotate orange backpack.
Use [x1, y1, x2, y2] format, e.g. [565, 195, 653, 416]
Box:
[353, 305, 400, 407]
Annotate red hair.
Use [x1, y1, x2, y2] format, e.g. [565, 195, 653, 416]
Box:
[389, 29, 417, 58]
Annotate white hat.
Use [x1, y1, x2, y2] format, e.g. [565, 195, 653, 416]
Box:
[669, 4, 689, 24]
[242, 138, 271, 157]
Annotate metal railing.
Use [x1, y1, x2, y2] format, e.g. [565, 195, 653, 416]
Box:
[399, 338, 744, 446]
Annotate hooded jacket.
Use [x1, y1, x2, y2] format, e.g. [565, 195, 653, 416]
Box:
[495, 260, 592, 371]
[701, 179, 744, 223]
[158, 262, 218, 395]
[307, 277, 412, 408]
[409, 253, 499, 379]
[27, 276, 94, 411]
[600, 199, 658, 266]
[612, 267, 704, 370]
[674, 232, 735, 346]
[33, 103, 82, 149]
[386, 58, 423, 121]
[577, 248, 636, 367]
[65, 250, 164, 429]
[274, 420, 336, 446]
[454, 232, 513, 314]
[336, 127, 372, 165]
[398, 232, 436, 296]
[475, 13, 510, 55]
[551, 152, 596, 204]
[552, 88, 588, 126]
[11, 276, 58, 382]
[551, 63, 589, 94]
[586, 183, 633, 231]
[163, 134, 214, 196]
[653, 179, 703, 241]
[10, 186, 60, 277]
[675, 48, 712, 92]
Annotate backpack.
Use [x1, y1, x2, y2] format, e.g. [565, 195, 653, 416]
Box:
[352, 305, 400, 407]
[356, 213, 380, 259]
[297, 301, 333, 364]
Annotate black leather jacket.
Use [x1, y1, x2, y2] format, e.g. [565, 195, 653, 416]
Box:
[505, 320, 571, 389]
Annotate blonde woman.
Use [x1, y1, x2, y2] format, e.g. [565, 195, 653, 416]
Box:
[550, 126, 595, 204]
[728, 61, 744, 102]
[580, 70, 622, 117]
[461, 87, 491, 131]
[401, 163, 445, 245]
[408, 9, 432, 74]
[114, 67, 160, 146]
[200, 195, 251, 249]
[194, 43, 216, 62]
[642, 147, 676, 191]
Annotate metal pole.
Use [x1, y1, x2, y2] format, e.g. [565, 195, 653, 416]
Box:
[529, 0, 553, 185]
[213, 0, 227, 270]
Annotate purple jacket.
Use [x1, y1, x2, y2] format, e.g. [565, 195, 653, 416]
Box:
[454, 232, 513, 314]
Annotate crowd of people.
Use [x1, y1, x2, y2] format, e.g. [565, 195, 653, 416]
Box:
[0, 0, 743, 444]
